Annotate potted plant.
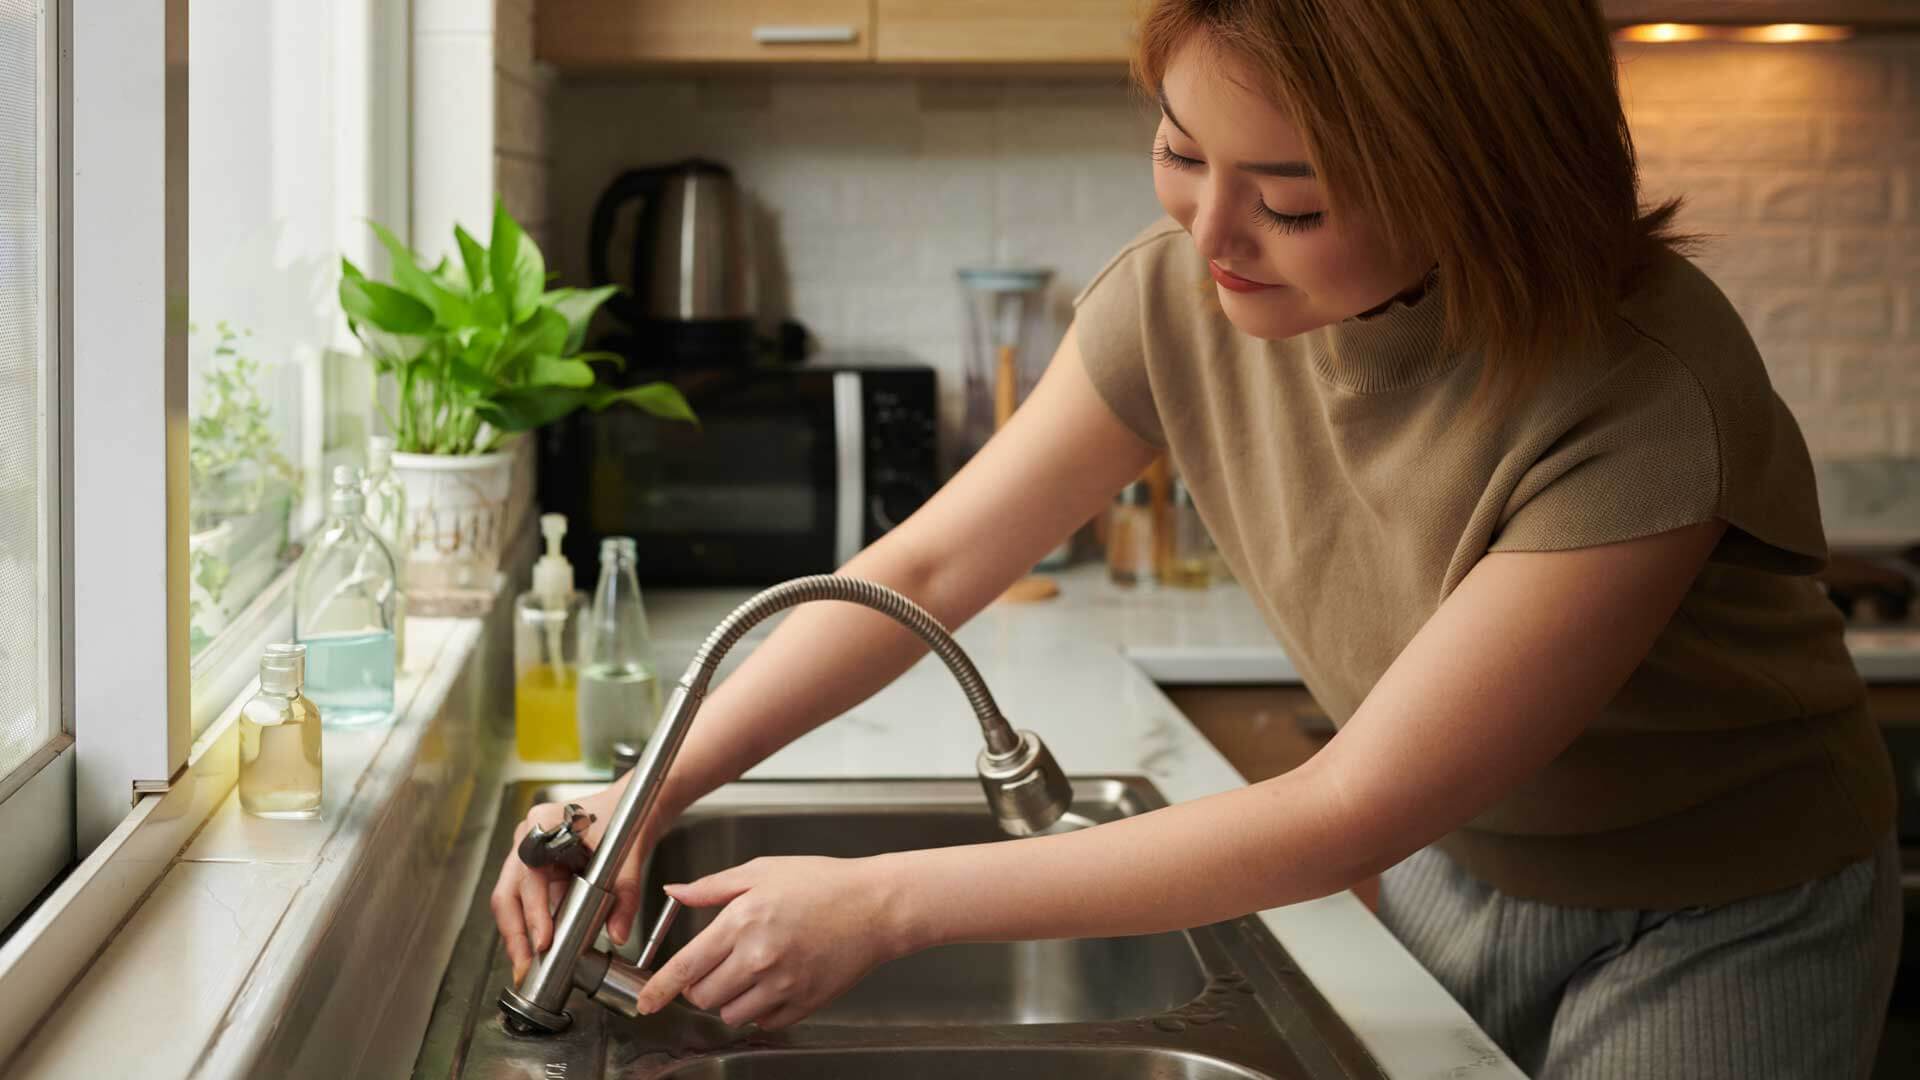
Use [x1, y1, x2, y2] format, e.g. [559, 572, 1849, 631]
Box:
[338, 198, 694, 591]
[188, 322, 299, 652]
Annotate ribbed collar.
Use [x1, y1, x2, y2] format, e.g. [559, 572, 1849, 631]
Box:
[1302, 269, 1461, 394]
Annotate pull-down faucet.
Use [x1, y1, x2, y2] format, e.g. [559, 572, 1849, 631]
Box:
[499, 575, 1074, 1035]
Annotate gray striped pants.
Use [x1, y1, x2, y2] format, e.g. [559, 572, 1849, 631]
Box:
[1378, 835, 1901, 1079]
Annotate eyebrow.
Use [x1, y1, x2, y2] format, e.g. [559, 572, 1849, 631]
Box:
[1157, 88, 1317, 179]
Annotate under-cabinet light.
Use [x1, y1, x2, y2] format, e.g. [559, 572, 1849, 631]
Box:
[1615, 22, 1855, 45]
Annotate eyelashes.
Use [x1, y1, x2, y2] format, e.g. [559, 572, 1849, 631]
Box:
[1152, 137, 1326, 236]
[1252, 203, 1326, 236]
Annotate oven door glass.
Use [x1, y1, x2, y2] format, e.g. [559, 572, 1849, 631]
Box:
[572, 369, 839, 584]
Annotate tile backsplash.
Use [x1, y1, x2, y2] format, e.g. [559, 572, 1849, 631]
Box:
[544, 39, 1920, 463]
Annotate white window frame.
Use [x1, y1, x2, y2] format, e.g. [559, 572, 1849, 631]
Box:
[0, 0, 413, 1056]
[0, 0, 73, 933]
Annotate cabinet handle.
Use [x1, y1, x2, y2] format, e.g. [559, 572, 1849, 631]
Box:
[752, 25, 859, 45]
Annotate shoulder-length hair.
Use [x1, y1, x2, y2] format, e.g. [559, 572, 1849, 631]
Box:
[1135, 0, 1690, 401]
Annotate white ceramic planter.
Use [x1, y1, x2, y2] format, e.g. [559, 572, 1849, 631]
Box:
[391, 449, 515, 591]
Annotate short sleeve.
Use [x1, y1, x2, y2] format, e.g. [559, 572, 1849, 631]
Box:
[1072, 227, 1173, 448]
[1488, 343, 1827, 576]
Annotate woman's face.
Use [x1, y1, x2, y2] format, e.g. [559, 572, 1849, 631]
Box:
[1153, 40, 1431, 340]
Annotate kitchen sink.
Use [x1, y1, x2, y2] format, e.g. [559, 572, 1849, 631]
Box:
[413, 778, 1383, 1080]
[642, 1046, 1278, 1078]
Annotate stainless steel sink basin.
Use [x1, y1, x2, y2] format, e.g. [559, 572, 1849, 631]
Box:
[644, 793, 1206, 1025]
[413, 778, 1383, 1080]
[645, 1045, 1278, 1078]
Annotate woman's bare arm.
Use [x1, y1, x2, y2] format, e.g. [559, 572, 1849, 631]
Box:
[493, 324, 1159, 977]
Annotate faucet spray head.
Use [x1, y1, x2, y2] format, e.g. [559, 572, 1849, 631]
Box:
[977, 730, 1073, 836]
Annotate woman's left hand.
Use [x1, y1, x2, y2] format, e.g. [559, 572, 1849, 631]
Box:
[632, 854, 917, 1030]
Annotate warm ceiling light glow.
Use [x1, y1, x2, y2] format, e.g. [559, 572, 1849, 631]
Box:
[1615, 22, 1857, 45]
[1729, 23, 1855, 44]
[1616, 23, 1712, 43]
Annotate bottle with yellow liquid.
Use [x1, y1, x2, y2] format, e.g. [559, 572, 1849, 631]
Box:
[514, 514, 586, 762]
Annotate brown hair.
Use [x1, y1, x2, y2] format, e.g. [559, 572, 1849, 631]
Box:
[1134, 0, 1690, 402]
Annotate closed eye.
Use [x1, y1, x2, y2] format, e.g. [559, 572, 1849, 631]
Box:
[1254, 203, 1326, 235]
[1152, 138, 1202, 171]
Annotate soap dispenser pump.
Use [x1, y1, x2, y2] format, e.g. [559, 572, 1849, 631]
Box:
[514, 514, 586, 762]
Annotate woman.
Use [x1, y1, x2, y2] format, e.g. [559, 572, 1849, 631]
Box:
[493, 2, 1901, 1074]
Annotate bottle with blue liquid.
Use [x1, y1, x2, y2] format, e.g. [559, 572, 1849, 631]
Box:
[294, 465, 398, 726]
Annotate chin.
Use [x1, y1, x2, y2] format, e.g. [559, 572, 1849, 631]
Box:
[1215, 285, 1326, 342]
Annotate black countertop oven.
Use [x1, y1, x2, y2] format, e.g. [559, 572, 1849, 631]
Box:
[537, 364, 938, 586]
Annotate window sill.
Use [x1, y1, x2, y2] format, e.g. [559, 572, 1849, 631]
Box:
[0, 585, 510, 1077]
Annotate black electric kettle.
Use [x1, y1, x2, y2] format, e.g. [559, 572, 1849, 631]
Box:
[589, 159, 758, 368]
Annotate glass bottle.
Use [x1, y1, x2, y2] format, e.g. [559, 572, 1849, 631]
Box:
[1166, 476, 1217, 589]
[1106, 480, 1157, 588]
[578, 537, 662, 773]
[364, 435, 408, 669]
[294, 465, 398, 726]
[514, 514, 585, 762]
[239, 642, 323, 819]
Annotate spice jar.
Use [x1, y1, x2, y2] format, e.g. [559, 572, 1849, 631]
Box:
[1107, 481, 1157, 588]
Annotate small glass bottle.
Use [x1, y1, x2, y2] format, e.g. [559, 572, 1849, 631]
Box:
[294, 465, 398, 726]
[578, 537, 662, 773]
[363, 436, 408, 670]
[514, 514, 585, 762]
[239, 642, 323, 819]
[1165, 477, 1217, 589]
[1107, 481, 1157, 588]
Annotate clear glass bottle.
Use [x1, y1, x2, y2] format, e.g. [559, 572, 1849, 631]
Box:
[578, 537, 662, 773]
[1166, 476, 1217, 589]
[1107, 480, 1157, 588]
[515, 514, 585, 762]
[294, 465, 398, 726]
[364, 435, 408, 669]
[239, 642, 323, 819]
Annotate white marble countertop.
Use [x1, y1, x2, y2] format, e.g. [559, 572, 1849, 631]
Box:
[622, 564, 1521, 1080]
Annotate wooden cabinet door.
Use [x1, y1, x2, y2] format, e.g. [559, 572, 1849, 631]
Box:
[875, 0, 1136, 64]
[538, 0, 874, 67]
[1163, 686, 1333, 784]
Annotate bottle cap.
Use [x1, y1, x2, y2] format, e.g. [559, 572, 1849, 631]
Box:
[532, 513, 574, 603]
[330, 465, 366, 517]
[261, 642, 307, 694]
[600, 536, 638, 563]
[368, 435, 394, 473]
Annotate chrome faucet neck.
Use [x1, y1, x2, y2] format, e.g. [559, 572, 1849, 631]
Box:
[500, 574, 1072, 1036]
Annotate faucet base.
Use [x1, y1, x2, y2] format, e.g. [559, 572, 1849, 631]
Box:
[499, 987, 572, 1036]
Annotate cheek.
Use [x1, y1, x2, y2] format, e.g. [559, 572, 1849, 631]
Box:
[1153, 169, 1195, 229]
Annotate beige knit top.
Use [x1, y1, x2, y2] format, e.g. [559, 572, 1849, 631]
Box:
[1076, 218, 1895, 909]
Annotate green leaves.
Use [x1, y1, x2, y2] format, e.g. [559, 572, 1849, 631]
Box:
[337, 199, 696, 454]
[489, 198, 546, 325]
[339, 259, 434, 334]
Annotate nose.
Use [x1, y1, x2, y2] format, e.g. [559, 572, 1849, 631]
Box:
[1188, 177, 1247, 266]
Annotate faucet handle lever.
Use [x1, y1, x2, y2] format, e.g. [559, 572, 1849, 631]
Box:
[517, 803, 598, 873]
[634, 895, 682, 972]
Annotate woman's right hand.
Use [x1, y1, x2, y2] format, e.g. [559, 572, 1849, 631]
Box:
[489, 780, 656, 984]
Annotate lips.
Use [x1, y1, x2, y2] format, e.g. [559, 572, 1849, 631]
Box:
[1209, 261, 1283, 293]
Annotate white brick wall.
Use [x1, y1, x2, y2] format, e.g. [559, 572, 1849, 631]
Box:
[544, 39, 1920, 461]
[1622, 40, 1920, 459]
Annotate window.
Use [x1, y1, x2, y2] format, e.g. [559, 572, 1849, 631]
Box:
[0, 0, 69, 931]
[185, 1, 408, 738]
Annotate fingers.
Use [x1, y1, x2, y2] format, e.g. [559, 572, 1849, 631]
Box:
[758, 1002, 811, 1031]
[490, 868, 533, 985]
[635, 919, 733, 1014]
[663, 861, 757, 909]
[520, 865, 555, 957]
[683, 948, 759, 1015]
[607, 847, 645, 947]
[713, 983, 789, 1029]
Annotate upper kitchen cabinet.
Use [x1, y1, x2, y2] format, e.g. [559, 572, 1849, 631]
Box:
[873, 0, 1134, 64]
[536, 0, 875, 67]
